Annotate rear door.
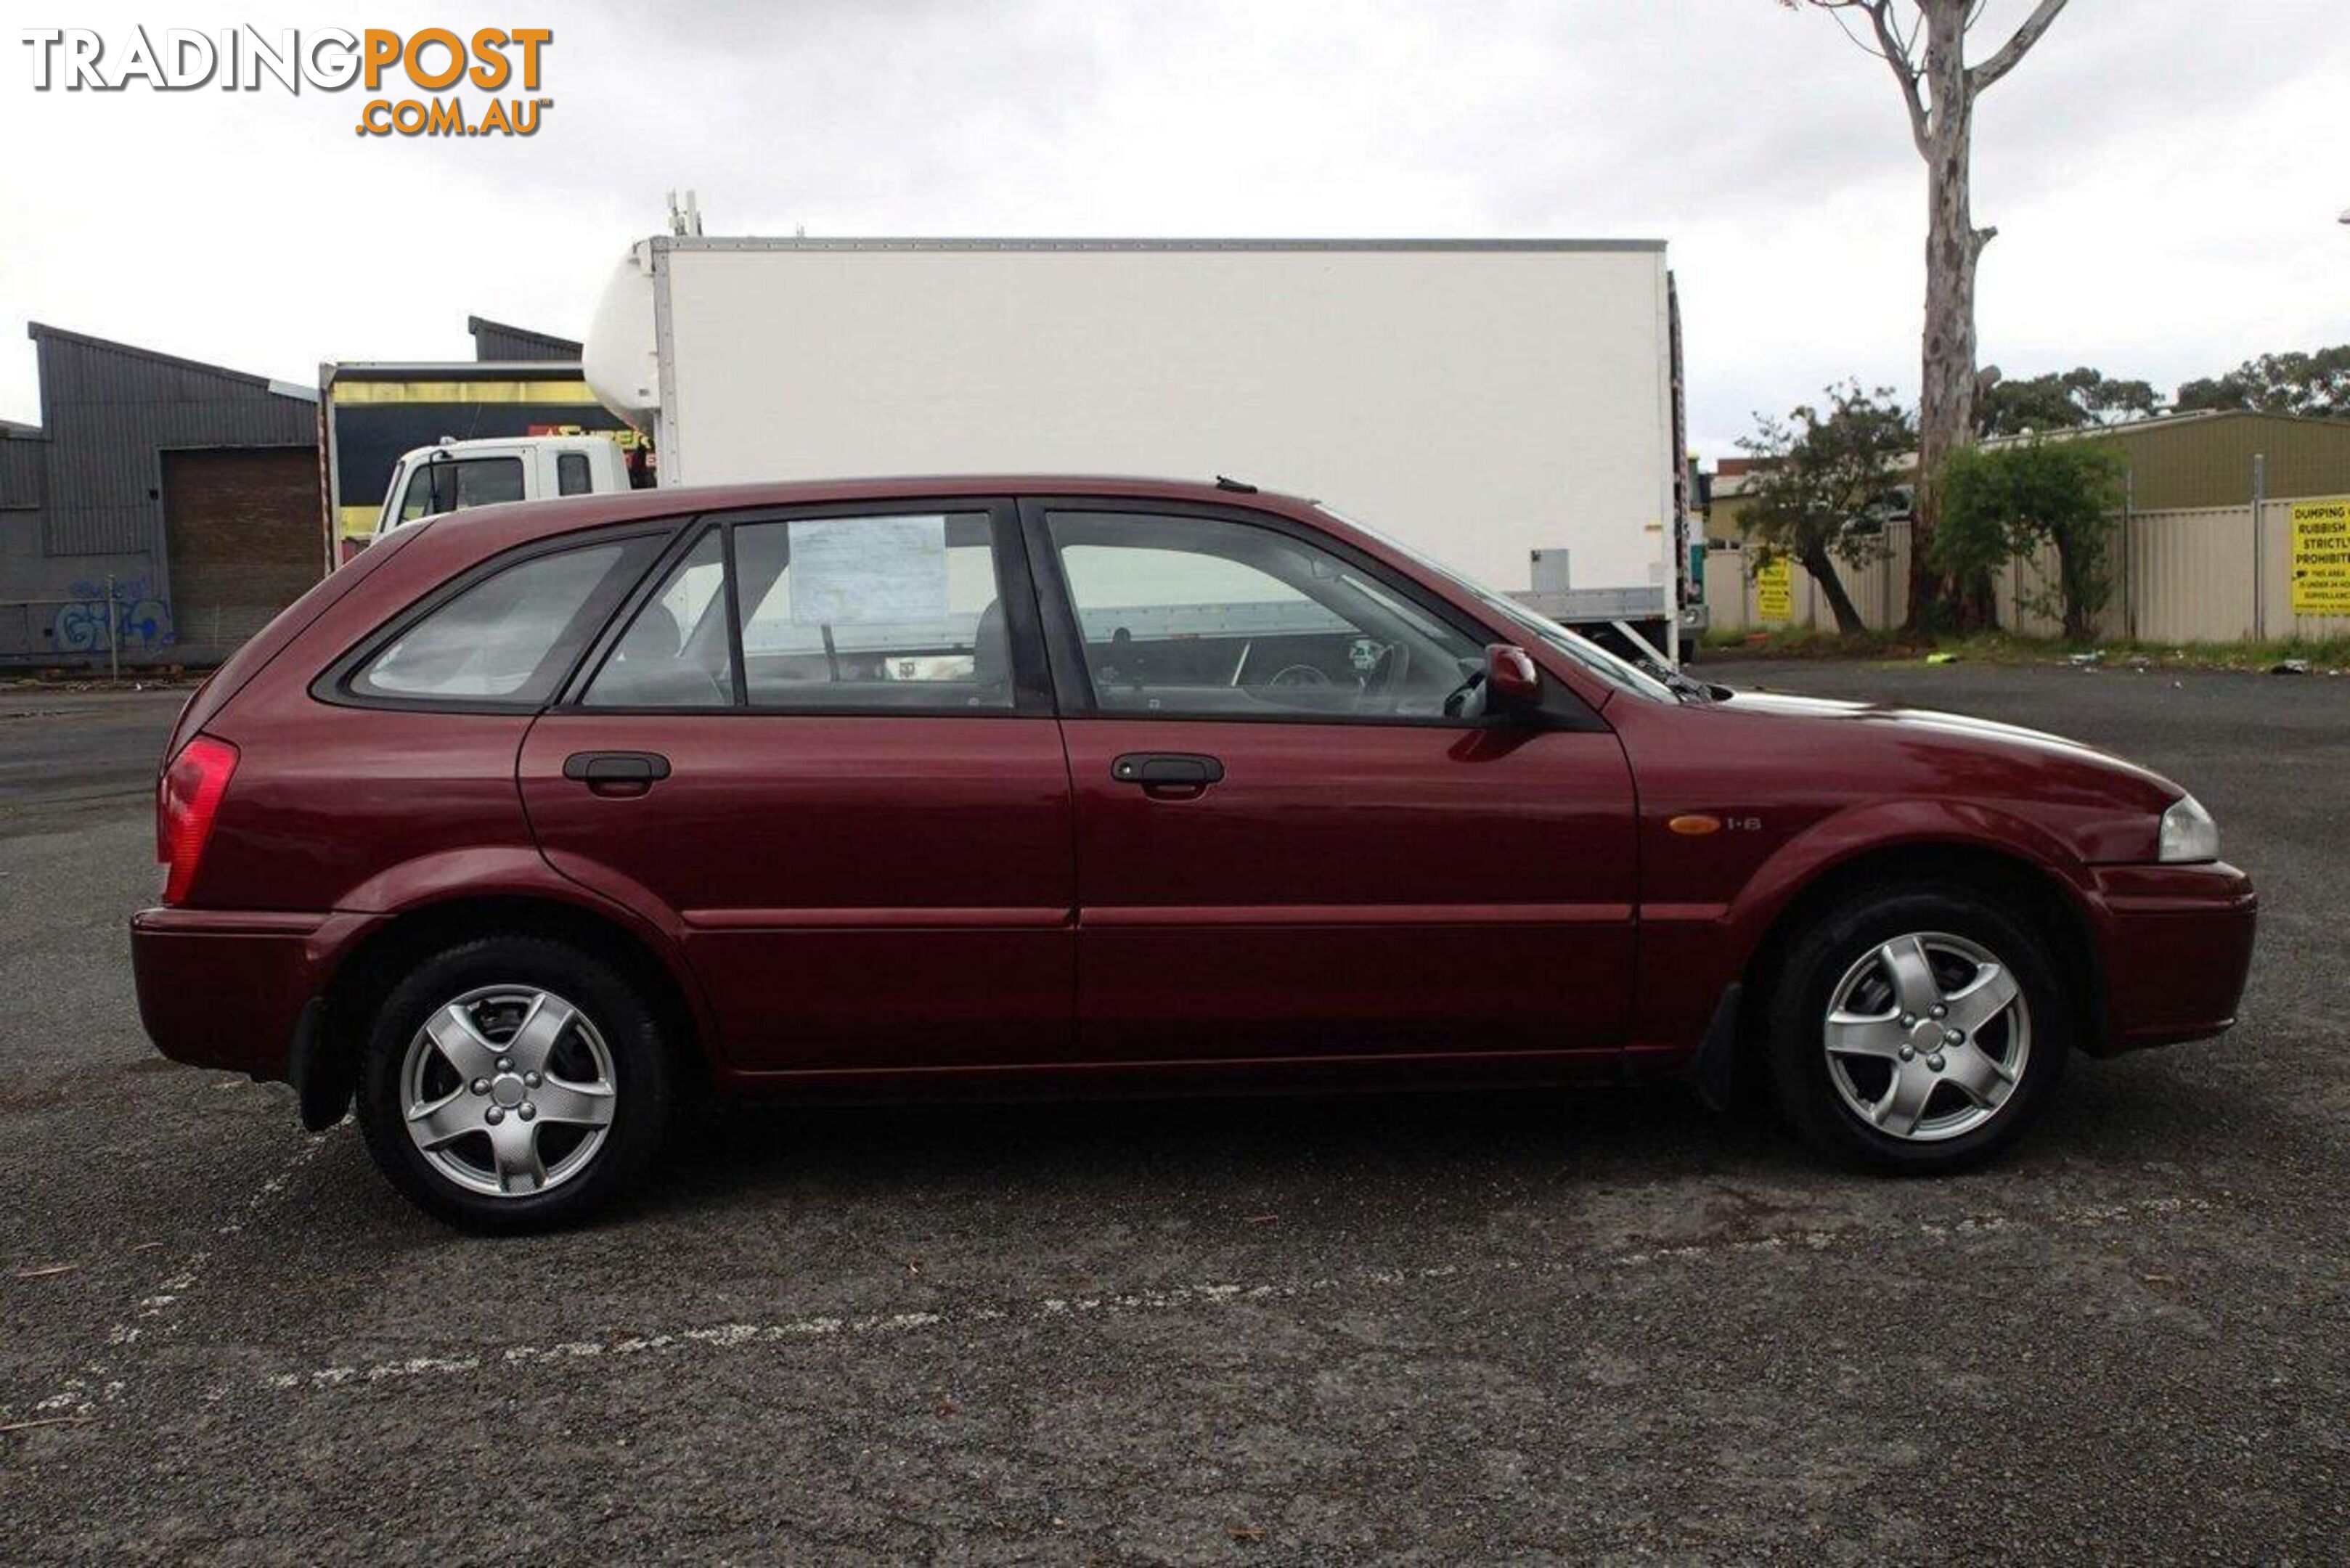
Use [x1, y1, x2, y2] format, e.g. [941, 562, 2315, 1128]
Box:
[1026, 499, 1639, 1068]
[519, 499, 1076, 1075]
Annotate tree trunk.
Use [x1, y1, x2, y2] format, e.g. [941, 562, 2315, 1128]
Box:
[1801, 544, 1869, 636]
[1909, 0, 1993, 633]
[2056, 541, 2095, 643]
[1819, 0, 2073, 629]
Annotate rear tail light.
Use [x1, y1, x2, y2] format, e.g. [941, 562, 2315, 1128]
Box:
[157, 735, 238, 905]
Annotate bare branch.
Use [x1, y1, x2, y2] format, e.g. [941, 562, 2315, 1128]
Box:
[1858, 1, 1931, 156]
[1827, 7, 1893, 62]
[1791, 0, 1927, 155]
[1970, 0, 2070, 94]
[1803, 1, 1896, 61]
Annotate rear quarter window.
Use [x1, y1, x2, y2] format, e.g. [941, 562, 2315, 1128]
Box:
[343, 536, 655, 706]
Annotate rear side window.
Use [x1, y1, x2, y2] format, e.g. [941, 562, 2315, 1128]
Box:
[582, 531, 732, 708]
[557, 452, 593, 496]
[350, 540, 642, 705]
[579, 512, 1015, 712]
[735, 513, 1009, 709]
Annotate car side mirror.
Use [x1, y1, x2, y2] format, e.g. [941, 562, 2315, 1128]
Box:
[1485, 643, 1541, 710]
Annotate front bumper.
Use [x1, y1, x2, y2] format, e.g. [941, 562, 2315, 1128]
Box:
[2086, 862, 2258, 1053]
[130, 907, 342, 1080]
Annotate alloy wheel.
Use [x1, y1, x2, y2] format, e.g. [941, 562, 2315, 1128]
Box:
[1821, 931, 2031, 1143]
[399, 985, 618, 1198]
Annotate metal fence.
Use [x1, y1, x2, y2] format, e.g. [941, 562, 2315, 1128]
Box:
[1705, 498, 2350, 645]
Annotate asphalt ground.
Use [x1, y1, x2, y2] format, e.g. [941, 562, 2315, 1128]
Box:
[0, 661, 2343, 1562]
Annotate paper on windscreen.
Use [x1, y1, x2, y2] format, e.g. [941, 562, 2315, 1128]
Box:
[787, 516, 949, 626]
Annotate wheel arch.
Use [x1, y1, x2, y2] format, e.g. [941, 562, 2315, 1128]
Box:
[1734, 838, 2104, 1069]
[301, 893, 712, 1132]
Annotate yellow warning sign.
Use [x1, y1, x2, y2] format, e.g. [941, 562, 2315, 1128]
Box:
[2290, 497, 2350, 616]
[1754, 555, 1794, 623]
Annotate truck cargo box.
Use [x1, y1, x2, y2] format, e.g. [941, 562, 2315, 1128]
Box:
[585, 237, 1689, 655]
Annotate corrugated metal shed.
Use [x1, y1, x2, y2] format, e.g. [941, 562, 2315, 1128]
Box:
[29, 324, 316, 556]
[1705, 411, 2350, 542]
[467, 315, 582, 363]
[0, 428, 44, 511]
[2065, 410, 2350, 509]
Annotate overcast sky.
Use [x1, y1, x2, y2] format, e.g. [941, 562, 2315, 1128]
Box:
[2, 1, 2343, 457]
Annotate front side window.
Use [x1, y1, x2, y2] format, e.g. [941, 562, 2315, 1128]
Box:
[1047, 512, 1484, 721]
[351, 541, 637, 703]
[556, 452, 593, 496]
[1318, 503, 1676, 704]
[394, 466, 437, 526]
[396, 456, 528, 526]
[579, 512, 1015, 712]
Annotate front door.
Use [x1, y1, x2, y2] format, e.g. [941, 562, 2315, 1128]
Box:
[520, 501, 1075, 1074]
[1027, 502, 1639, 1067]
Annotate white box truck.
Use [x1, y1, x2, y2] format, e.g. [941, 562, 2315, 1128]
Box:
[582, 237, 1694, 658]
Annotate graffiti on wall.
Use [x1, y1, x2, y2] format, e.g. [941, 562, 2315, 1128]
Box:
[54, 579, 174, 654]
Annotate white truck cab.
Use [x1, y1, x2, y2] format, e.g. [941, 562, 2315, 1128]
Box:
[372, 435, 632, 539]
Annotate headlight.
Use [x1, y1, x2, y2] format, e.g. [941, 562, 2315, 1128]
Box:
[2159, 793, 2219, 863]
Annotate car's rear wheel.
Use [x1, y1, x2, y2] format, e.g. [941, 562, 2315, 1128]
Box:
[355, 936, 672, 1230]
[1767, 886, 2068, 1171]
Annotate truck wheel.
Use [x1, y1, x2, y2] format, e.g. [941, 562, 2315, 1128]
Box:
[1767, 886, 2068, 1172]
[354, 936, 672, 1231]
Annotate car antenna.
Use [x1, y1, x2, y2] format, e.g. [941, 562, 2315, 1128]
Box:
[1215, 474, 1258, 493]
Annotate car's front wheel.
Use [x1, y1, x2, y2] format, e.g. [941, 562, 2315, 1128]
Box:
[354, 936, 672, 1230]
[1767, 886, 2068, 1171]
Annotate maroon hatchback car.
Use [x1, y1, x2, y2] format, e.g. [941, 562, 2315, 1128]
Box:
[133, 478, 2256, 1228]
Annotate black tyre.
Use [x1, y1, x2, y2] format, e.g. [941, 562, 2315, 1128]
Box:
[355, 936, 672, 1231]
[1766, 885, 2068, 1172]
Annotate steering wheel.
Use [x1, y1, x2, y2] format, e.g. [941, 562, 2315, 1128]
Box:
[1265, 664, 1330, 689]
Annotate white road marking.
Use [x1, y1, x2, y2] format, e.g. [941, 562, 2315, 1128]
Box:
[16, 1134, 330, 1427]
[256, 1274, 1450, 1392]
[245, 1192, 2222, 1397]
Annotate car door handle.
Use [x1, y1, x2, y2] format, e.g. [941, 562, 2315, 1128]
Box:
[563, 751, 672, 796]
[1111, 753, 1224, 793]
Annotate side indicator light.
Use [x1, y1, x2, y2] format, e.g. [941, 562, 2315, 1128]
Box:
[1668, 814, 1723, 837]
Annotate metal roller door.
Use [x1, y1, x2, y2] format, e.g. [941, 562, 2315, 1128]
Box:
[161, 446, 322, 655]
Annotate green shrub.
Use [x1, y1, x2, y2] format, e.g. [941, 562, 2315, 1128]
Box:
[1935, 438, 2126, 642]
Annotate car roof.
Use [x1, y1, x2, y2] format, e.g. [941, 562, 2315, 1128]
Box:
[415, 475, 1323, 549]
